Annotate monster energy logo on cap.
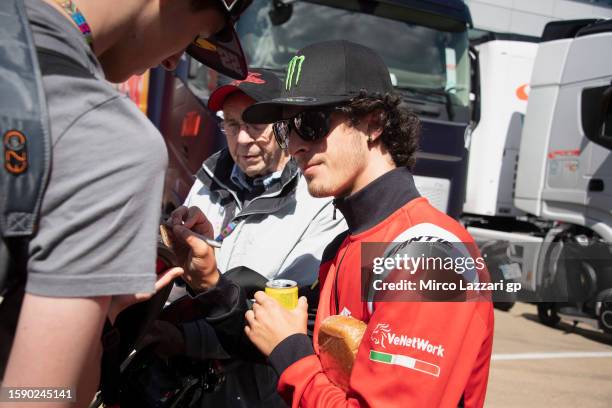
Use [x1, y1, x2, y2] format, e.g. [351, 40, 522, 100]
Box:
[285, 55, 305, 90]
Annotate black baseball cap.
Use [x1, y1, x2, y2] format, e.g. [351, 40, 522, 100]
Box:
[207, 68, 281, 112]
[243, 40, 393, 124]
[186, 0, 252, 80]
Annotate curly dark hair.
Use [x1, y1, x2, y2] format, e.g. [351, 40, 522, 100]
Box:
[338, 91, 420, 170]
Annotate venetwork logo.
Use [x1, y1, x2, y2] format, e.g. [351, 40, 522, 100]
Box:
[371, 323, 445, 357]
[371, 323, 391, 347]
[285, 55, 305, 90]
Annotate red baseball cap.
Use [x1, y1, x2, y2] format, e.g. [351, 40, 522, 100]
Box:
[208, 68, 281, 113]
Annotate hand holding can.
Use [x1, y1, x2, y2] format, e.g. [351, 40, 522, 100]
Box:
[265, 279, 298, 310]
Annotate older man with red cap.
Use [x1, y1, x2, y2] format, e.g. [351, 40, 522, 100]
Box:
[164, 68, 346, 407]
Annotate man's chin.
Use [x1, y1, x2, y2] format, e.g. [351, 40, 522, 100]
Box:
[306, 180, 334, 198]
[103, 65, 145, 83]
[100, 55, 148, 83]
[242, 165, 265, 178]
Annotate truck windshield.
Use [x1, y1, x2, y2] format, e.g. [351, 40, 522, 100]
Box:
[235, 0, 470, 108]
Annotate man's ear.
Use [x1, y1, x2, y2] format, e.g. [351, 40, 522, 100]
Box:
[366, 110, 384, 142]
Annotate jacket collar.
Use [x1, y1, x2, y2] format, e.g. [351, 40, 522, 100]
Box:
[196, 149, 300, 216]
[333, 167, 420, 235]
[200, 149, 235, 190]
[198, 149, 299, 196]
[230, 164, 283, 192]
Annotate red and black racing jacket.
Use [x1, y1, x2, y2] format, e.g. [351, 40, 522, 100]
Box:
[267, 167, 494, 408]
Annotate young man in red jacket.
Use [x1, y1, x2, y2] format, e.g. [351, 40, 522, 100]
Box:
[240, 40, 494, 407]
[171, 40, 494, 407]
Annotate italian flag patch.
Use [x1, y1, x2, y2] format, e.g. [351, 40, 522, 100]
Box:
[369, 350, 441, 377]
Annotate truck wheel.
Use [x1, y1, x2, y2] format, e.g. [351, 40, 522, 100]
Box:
[600, 302, 612, 334]
[538, 303, 560, 326]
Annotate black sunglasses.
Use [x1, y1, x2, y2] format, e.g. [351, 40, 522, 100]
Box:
[273, 107, 341, 150]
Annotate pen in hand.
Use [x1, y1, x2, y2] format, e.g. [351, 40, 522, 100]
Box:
[191, 232, 222, 248]
[160, 223, 222, 249]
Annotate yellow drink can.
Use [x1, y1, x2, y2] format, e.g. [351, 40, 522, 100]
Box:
[265, 279, 298, 310]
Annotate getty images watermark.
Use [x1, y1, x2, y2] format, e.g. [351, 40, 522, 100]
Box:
[360, 240, 612, 303]
[360, 242, 521, 303]
[371, 252, 522, 293]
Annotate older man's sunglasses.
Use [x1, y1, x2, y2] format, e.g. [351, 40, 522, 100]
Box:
[272, 107, 341, 150]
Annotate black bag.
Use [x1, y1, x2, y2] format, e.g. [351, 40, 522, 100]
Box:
[117, 267, 292, 408]
[120, 345, 221, 408]
[116, 289, 227, 408]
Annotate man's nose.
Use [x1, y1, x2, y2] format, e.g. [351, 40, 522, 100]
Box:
[287, 129, 307, 156]
[236, 126, 254, 145]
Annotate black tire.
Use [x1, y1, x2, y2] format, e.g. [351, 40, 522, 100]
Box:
[494, 302, 515, 312]
[538, 302, 560, 326]
[600, 301, 612, 335]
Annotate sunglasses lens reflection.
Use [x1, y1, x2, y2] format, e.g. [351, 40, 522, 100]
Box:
[273, 121, 289, 149]
[272, 108, 337, 150]
[294, 110, 331, 141]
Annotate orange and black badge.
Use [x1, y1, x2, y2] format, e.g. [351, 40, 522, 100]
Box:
[4, 130, 28, 175]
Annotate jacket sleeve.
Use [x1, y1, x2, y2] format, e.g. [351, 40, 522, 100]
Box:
[186, 274, 265, 363]
[272, 301, 493, 408]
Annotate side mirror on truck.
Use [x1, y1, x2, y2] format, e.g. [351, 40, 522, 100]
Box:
[582, 83, 612, 151]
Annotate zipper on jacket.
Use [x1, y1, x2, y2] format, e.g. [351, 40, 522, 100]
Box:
[332, 199, 338, 220]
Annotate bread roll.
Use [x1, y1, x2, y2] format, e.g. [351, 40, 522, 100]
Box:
[318, 315, 367, 391]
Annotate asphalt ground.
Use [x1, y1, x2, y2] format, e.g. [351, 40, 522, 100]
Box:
[485, 302, 612, 407]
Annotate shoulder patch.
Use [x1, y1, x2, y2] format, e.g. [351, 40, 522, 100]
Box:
[391, 223, 462, 244]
